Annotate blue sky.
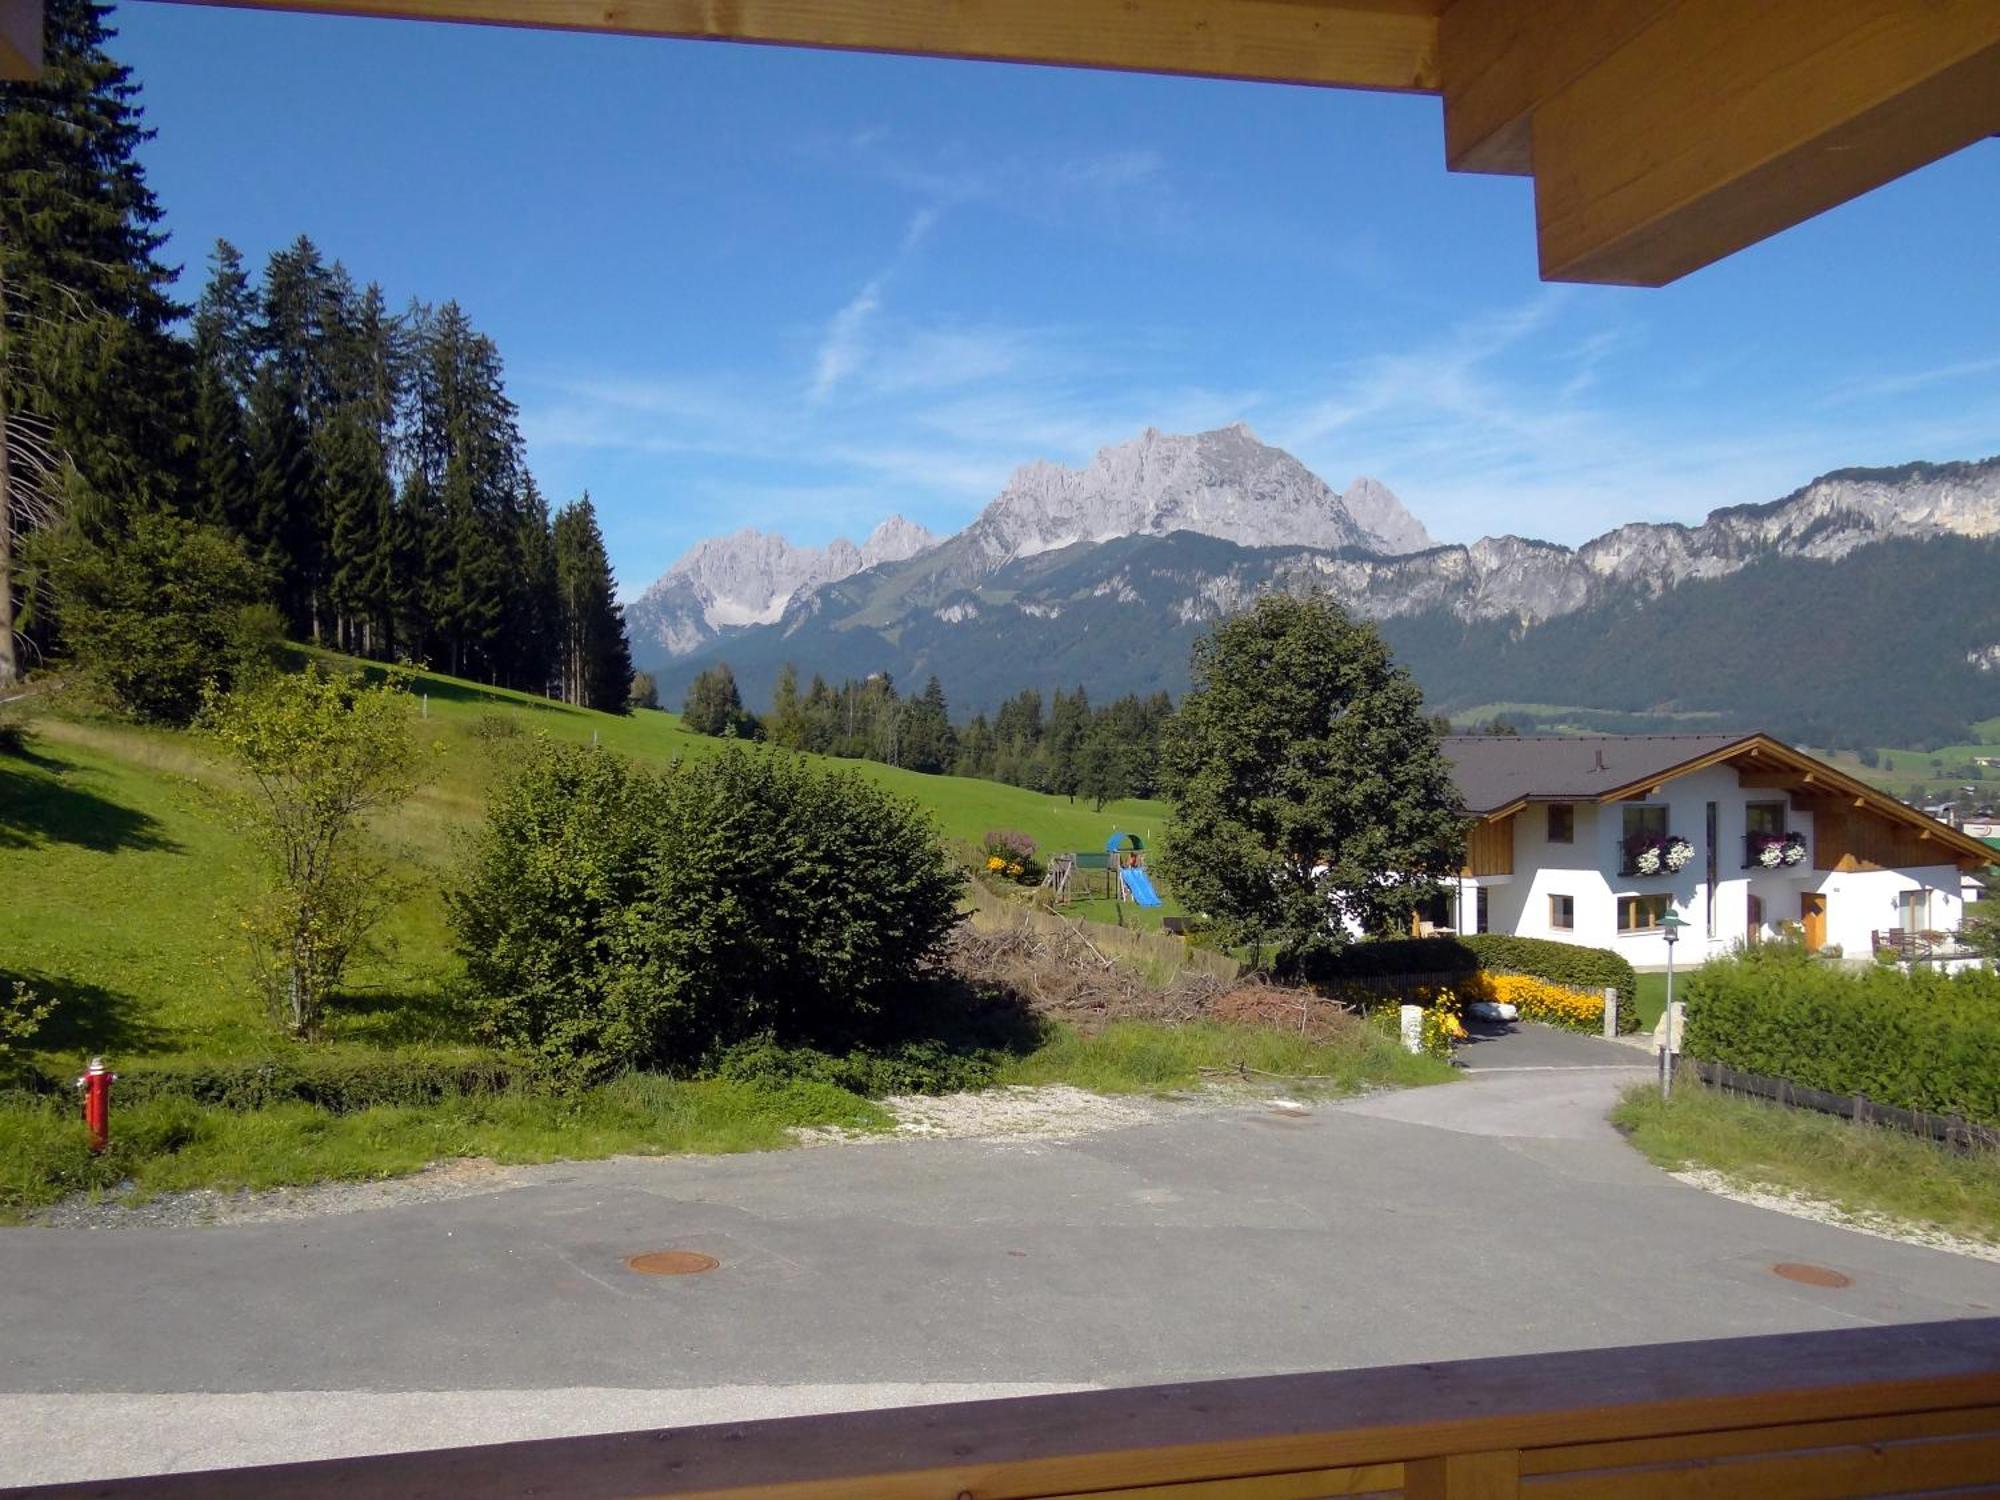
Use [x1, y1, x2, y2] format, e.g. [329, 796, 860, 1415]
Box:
[113, 4, 2000, 595]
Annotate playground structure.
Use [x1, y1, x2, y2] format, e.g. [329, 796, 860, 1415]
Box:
[1042, 833, 1162, 909]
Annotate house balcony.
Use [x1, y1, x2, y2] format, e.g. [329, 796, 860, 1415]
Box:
[1618, 834, 1693, 879]
[1743, 831, 1811, 875]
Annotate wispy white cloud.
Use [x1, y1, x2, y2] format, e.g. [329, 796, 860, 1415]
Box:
[809, 277, 884, 403]
[1818, 356, 2000, 407]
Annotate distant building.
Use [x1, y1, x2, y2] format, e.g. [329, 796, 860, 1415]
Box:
[1433, 734, 1993, 967]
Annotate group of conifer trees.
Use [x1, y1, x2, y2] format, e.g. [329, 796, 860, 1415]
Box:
[185, 236, 630, 704]
[0, 1, 632, 712]
[681, 662, 1174, 806]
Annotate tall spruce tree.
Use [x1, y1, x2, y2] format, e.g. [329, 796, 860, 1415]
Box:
[189, 240, 256, 534]
[320, 280, 402, 656]
[507, 475, 558, 695]
[0, 0, 188, 685]
[247, 365, 317, 634]
[551, 494, 630, 712]
[406, 302, 521, 680]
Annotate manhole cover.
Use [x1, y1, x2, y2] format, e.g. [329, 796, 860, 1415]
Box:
[626, 1250, 719, 1276]
[1772, 1262, 1852, 1288]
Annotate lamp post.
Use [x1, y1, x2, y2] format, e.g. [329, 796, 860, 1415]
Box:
[1660, 910, 1688, 1099]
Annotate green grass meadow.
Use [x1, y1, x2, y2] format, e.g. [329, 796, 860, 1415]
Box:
[2, 658, 1169, 1068]
[1613, 1083, 2000, 1246]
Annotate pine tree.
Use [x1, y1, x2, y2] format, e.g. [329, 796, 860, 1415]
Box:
[407, 302, 522, 680]
[767, 662, 805, 747]
[1046, 684, 1091, 801]
[682, 663, 750, 737]
[321, 280, 403, 657]
[247, 367, 317, 635]
[898, 675, 956, 774]
[507, 475, 558, 694]
[256, 238, 339, 638]
[190, 240, 256, 534]
[551, 494, 631, 712]
[1, 0, 188, 685]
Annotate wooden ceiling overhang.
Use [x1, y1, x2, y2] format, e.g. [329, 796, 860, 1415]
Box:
[1469, 733, 1995, 871]
[5, 0, 1996, 285]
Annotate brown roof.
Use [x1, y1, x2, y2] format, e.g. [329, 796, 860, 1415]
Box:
[1441, 734, 1753, 814]
[1442, 732, 1996, 869]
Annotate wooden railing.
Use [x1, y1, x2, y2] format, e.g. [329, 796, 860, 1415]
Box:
[13, 1319, 2000, 1498]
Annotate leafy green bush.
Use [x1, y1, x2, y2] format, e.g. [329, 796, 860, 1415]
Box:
[1683, 945, 2000, 1124]
[1302, 933, 1639, 1031]
[42, 513, 281, 724]
[453, 741, 965, 1086]
[711, 1036, 1004, 1098]
[0, 981, 55, 1083]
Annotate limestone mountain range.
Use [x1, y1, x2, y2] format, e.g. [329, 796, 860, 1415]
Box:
[628, 428, 2000, 743]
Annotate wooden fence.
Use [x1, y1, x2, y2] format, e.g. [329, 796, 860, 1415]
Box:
[13, 1318, 2000, 1498]
[1692, 1058, 2000, 1151]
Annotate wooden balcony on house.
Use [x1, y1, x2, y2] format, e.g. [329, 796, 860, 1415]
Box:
[17, 1318, 2000, 1499]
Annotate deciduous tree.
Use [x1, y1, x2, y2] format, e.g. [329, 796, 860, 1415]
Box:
[1157, 592, 1464, 970]
[204, 667, 427, 1038]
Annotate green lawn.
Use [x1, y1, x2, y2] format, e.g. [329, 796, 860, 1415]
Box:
[1, 660, 1168, 1065]
[1633, 972, 1669, 1032]
[1613, 1082, 2000, 1247]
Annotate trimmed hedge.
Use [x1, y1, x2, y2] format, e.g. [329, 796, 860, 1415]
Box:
[1304, 933, 1639, 1032]
[1683, 947, 2000, 1126]
[28, 1050, 516, 1113]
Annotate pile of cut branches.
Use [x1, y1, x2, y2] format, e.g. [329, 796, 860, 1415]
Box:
[945, 913, 1349, 1038]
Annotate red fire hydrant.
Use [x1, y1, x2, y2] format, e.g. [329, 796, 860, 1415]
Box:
[76, 1056, 115, 1154]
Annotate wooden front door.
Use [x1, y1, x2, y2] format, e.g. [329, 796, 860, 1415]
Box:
[1746, 893, 1764, 945]
[1800, 892, 1827, 951]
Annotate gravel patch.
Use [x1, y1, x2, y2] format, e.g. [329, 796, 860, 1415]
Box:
[1671, 1167, 2000, 1264]
[870, 1084, 1201, 1142]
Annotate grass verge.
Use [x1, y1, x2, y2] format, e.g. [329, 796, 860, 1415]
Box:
[996, 1019, 1456, 1096]
[1612, 1081, 2000, 1246]
[0, 1075, 890, 1217]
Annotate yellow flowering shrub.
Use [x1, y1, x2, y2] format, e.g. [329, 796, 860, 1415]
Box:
[1467, 972, 1606, 1033]
[1418, 995, 1467, 1058]
[1328, 971, 1606, 1039]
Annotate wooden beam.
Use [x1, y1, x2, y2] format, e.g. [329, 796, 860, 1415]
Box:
[150, 0, 1444, 92]
[0, 0, 41, 79]
[1530, 0, 2000, 284]
[1438, 0, 1668, 174]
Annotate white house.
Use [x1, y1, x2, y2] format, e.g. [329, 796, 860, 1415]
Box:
[1429, 734, 1994, 968]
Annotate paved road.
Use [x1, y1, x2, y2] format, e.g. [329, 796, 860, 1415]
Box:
[3, 1031, 1996, 1485]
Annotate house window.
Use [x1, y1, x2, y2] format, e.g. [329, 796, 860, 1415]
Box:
[1546, 804, 1574, 844]
[1623, 804, 1668, 843]
[1617, 894, 1672, 932]
[1746, 801, 1786, 836]
[1549, 894, 1574, 931]
[1898, 889, 1932, 932]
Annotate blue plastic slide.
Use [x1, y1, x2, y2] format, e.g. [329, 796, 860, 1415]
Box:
[1120, 867, 1164, 907]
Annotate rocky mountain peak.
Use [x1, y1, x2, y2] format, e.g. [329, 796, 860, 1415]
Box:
[861, 514, 937, 566]
[961, 424, 1421, 564]
[625, 514, 938, 658]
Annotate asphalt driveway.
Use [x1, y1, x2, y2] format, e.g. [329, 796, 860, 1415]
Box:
[3, 1039, 1996, 1486]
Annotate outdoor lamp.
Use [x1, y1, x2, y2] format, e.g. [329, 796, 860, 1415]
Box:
[1660, 910, 1688, 1098]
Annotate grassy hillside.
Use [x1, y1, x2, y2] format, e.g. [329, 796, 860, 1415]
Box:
[1, 657, 1170, 1065]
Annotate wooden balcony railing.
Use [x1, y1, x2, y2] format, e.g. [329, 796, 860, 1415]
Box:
[11, 1318, 1999, 1499]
